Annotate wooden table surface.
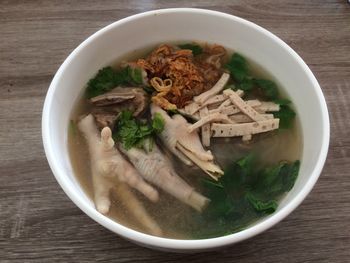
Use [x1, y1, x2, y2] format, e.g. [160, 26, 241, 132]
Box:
[1, 0, 349, 262]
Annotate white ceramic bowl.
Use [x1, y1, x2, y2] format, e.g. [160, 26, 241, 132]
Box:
[42, 8, 329, 252]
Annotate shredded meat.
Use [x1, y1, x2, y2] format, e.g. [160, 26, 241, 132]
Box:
[135, 44, 226, 108]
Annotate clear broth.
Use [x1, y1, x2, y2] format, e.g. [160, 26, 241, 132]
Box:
[68, 44, 303, 239]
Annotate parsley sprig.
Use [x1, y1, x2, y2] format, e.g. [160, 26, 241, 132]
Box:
[114, 111, 165, 150]
[86, 66, 143, 98]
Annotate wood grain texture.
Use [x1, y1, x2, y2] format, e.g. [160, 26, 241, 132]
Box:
[0, 0, 349, 262]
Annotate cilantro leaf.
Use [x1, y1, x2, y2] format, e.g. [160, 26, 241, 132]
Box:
[273, 104, 296, 129]
[167, 108, 180, 116]
[254, 161, 300, 196]
[245, 192, 278, 214]
[225, 52, 295, 129]
[237, 78, 254, 91]
[152, 112, 165, 134]
[86, 67, 121, 98]
[114, 111, 148, 149]
[274, 98, 291, 105]
[86, 66, 144, 98]
[128, 67, 143, 85]
[253, 79, 279, 100]
[114, 110, 165, 150]
[225, 53, 249, 82]
[280, 160, 300, 192]
[199, 155, 300, 237]
[237, 153, 255, 170]
[178, 43, 203, 56]
[221, 154, 255, 192]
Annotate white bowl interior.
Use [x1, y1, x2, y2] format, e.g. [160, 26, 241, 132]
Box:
[43, 9, 329, 252]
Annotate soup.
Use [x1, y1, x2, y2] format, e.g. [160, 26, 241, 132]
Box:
[68, 43, 302, 239]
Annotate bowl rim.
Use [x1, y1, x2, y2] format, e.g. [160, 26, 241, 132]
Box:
[42, 8, 330, 250]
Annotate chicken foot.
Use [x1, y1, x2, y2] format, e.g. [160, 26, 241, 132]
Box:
[151, 104, 224, 180]
[78, 114, 159, 213]
[120, 145, 209, 212]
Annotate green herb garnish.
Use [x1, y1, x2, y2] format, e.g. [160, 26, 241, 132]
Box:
[152, 112, 165, 134]
[253, 79, 279, 100]
[225, 53, 250, 82]
[166, 108, 180, 116]
[178, 43, 203, 56]
[143, 86, 154, 94]
[114, 110, 165, 150]
[86, 66, 144, 98]
[225, 53, 279, 100]
[272, 100, 296, 129]
[238, 78, 254, 92]
[195, 155, 300, 238]
[224, 53, 298, 128]
[128, 66, 143, 85]
[245, 192, 278, 214]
